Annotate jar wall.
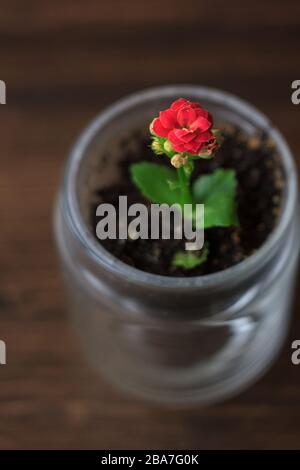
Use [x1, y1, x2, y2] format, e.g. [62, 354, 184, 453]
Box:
[55, 201, 299, 404]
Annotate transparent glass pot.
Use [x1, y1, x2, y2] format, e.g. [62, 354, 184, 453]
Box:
[54, 86, 299, 404]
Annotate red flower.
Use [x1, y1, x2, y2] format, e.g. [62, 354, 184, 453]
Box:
[151, 98, 215, 155]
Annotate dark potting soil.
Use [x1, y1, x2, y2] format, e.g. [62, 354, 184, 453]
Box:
[91, 125, 285, 277]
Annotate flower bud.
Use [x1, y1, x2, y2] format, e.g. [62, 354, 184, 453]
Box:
[171, 154, 188, 168]
[163, 140, 173, 153]
[151, 138, 164, 155]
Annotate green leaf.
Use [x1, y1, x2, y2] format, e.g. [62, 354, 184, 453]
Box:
[193, 169, 239, 228]
[172, 245, 209, 269]
[130, 162, 181, 205]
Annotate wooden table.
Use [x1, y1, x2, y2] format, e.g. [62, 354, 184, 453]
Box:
[0, 0, 300, 450]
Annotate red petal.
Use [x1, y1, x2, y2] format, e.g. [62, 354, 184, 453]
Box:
[168, 130, 187, 152]
[190, 116, 211, 132]
[195, 130, 214, 143]
[185, 141, 202, 154]
[173, 142, 186, 153]
[190, 101, 202, 109]
[177, 106, 197, 127]
[206, 111, 213, 124]
[152, 118, 169, 137]
[173, 128, 196, 143]
[159, 109, 177, 129]
[168, 129, 181, 144]
[171, 98, 189, 111]
[193, 106, 213, 125]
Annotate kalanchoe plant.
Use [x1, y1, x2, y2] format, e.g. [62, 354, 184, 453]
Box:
[130, 98, 238, 269]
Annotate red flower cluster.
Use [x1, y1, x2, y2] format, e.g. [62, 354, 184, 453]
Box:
[151, 98, 217, 155]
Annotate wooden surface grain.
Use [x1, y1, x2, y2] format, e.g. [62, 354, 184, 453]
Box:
[0, 0, 300, 450]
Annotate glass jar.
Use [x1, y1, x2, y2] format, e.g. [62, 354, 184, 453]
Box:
[54, 86, 299, 404]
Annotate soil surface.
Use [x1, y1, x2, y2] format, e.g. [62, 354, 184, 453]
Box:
[91, 125, 285, 276]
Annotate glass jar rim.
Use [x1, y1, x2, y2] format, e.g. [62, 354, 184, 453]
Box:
[61, 85, 298, 291]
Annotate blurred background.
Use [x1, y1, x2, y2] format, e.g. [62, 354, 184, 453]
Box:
[0, 0, 300, 449]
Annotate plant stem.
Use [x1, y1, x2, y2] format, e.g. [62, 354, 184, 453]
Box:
[177, 166, 193, 206]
